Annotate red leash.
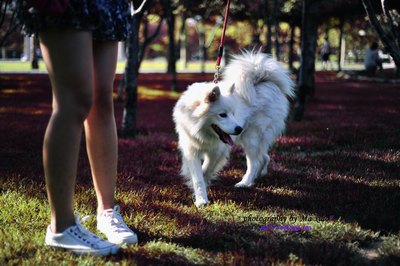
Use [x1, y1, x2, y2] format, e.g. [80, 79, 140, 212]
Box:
[213, 0, 231, 83]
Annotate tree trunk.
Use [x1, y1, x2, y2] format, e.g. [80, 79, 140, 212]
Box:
[164, 1, 177, 90]
[337, 17, 344, 72]
[196, 19, 206, 74]
[273, 0, 280, 60]
[31, 37, 39, 69]
[362, 0, 400, 76]
[251, 27, 261, 48]
[293, 0, 320, 122]
[138, 13, 163, 69]
[166, 10, 176, 73]
[0, 1, 19, 48]
[251, 16, 262, 49]
[179, 13, 188, 70]
[122, 13, 139, 138]
[288, 23, 296, 70]
[264, 0, 272, 54]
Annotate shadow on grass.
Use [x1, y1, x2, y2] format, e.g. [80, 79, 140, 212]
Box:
[1, 73, 399, 264]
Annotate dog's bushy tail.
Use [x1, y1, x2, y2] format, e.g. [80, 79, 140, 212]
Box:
[223, 50, 295, 103]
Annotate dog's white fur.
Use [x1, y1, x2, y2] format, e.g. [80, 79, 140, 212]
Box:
[173, 51, 294, 207]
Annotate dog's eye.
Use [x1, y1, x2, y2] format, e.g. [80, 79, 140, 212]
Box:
[219, 113, 227, 118]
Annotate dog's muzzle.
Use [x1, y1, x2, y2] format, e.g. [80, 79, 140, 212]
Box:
[211, 124, 242, 146]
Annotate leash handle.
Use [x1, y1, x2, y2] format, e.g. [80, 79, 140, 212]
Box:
[214, 0, 231, 83]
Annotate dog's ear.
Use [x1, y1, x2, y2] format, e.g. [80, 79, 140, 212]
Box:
[229, 83, 235, 94]
[205, 86, 220, 103]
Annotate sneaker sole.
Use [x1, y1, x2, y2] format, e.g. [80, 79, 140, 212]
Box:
[109, 236, 138, 245]
[46, 243, 120, 256]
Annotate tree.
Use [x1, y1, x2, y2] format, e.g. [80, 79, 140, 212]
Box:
[272, 0, 282, 60]
[337, 16, 345, 72]
[138, 12, 164, 69]
[178, 12, 188, 69]
[228, 1, 271, 51]
[0, 0, 18, 48]
[122, 0, 151, 138]
[161, 0, 179, 91]
[31, 36, 39, 69]
[282, 0, 302, 70]
[362, 0, 400, 76]
[288, 22, 297, 70]
[292, 0, 321, 122]
[177, 0, 227, 72]
[264, 0, 273, 53]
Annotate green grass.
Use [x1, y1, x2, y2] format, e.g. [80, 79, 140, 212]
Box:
[0, 59, 369, 74]
[1, 178, 398, 265]
[0, 59, 219, 73]
[1, 69, 399, 265]
[0, 61, 48, 72]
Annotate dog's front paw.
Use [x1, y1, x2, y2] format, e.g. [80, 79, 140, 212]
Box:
[194, 198, 209, 208]
[234, 181, 253, 188]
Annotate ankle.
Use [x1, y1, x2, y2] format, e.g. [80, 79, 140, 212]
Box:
[97, 203, 115, 215]
[50, 219, 76, 234]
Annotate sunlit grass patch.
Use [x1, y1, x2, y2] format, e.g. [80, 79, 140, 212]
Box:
[1, 176, 400, 264]
[0, 182, 48, 265]
[0, 61, 47, 72]
[0, 106, 46, 115]
[378, 234, 400, 258]
[0, 59, 218, 73]
[138, 86, 180, 100]
[196, 200, 380, 252]
[326, 173, 400, 188]
[135, 240, 215, 265]
[113, 85, 181, 101]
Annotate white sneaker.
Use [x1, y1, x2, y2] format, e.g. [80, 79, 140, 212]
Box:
[45, 216, 119, 256]
[97, 205, 138, 245]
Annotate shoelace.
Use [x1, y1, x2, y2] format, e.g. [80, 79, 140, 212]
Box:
[69, 216, 103, 247]
[104, 206, 131, 233]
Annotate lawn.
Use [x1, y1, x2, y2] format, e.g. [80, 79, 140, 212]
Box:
[0, 58, 369, 74]
[0, 59, 219, 73]
[0, 72, 399, 265]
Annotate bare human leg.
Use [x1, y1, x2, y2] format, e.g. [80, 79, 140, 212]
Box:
[39, 29, 94, 233]
[84, 41, 119, 214]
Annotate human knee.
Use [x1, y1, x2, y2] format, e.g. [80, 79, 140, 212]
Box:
[93, 85, 114, 114]
[56, 90, 93, 122]
[75, 94, 93, 120]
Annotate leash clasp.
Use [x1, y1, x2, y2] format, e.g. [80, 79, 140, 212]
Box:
[213, 65, 221, 84]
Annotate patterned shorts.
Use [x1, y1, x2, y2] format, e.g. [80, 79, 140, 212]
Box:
[16, 0, 131, 41]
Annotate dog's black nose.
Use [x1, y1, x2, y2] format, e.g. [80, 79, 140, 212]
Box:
[235, 126, 243, 135]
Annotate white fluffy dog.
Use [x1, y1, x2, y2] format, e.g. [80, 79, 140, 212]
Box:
[173, 51, 294, 207]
